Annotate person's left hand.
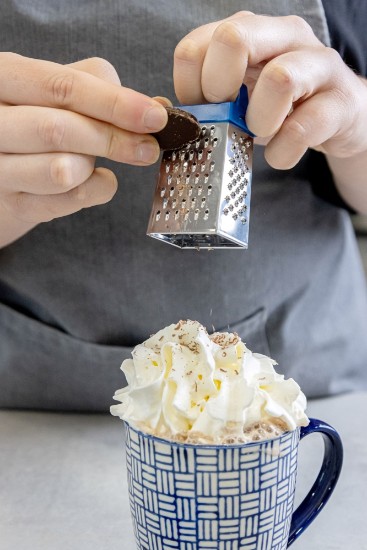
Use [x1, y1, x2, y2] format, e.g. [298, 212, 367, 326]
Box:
[173, 11, 367, 169]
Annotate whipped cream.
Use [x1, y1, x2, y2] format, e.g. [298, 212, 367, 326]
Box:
[111, 320, 309, 440]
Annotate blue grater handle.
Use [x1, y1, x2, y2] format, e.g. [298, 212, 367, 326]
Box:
[179, 85, 255, 137]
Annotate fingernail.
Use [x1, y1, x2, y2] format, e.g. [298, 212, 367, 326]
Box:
[153, 96, 173, 108]
[136, 141, 160, 163]
[143, 105, 168, 131]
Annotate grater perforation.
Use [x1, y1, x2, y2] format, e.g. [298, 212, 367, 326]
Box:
[147, 86, 254, 249]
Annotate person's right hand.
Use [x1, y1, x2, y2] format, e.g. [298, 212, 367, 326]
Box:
[0, 53, 167, 233]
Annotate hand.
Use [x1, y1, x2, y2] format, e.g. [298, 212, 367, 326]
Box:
[173, 12, 367, 169]
[0, 54, 167, 229]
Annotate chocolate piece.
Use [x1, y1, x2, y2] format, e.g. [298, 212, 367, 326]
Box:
[153, 107, 201, 150]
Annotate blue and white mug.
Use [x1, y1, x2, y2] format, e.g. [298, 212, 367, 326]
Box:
[124, 419, 343, 549]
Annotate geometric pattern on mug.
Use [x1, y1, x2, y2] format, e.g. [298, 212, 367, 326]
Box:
[125, 425, 300, 550]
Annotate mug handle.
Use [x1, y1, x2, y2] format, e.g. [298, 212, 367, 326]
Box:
[287, 418, 343, 547]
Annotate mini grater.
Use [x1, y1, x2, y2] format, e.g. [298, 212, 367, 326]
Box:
[147, 85, 254, 249]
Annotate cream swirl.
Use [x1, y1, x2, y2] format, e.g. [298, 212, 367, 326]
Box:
[110, 320, 309, 439]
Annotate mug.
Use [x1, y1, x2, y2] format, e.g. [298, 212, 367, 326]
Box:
[124, 418, 343, 549]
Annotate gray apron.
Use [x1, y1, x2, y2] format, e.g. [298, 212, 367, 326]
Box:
[1, 0, 366, 411]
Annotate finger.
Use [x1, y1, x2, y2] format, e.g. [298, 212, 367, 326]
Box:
[67, 57, 121, 85]
[6, 167, 118, 224]
[174, 19, 232, 104]
[214, 12, 321, 65]
[174, 12, 254, 104]
[246, 47, 341, 137]
[0, 105, 161, 165]
[0, 152, 94, 194]
[174, 36, 209, 104]
[201, 19, 252, 103]
[264, 91, 344, 169]
[0, 53, 167, 133]
[174, 12, 321, 104]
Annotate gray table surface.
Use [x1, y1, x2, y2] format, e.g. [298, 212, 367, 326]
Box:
[1, 392, 366, 550]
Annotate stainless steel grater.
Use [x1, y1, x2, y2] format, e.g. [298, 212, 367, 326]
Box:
[147, 86, 254, 249]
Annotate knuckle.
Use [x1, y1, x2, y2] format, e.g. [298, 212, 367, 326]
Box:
[283, 117, 310, 146]
[232, 10, 254, 18]
[43, 71, 75, 105]
[49, 156, 73, 189]
[174, 38, 202, 65]
[287, 15, 315, 39]
[88, 57, 121, 84]
[108, 90, 121, 121]
[263, 60, 296, 92]
[213, 21, 244, 50]
[105, 128, 119, 159]
[324, 46, 342, 66]
[38, 115, 66, 148]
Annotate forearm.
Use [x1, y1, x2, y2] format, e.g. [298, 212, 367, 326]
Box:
[0, 203, 37, 248]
